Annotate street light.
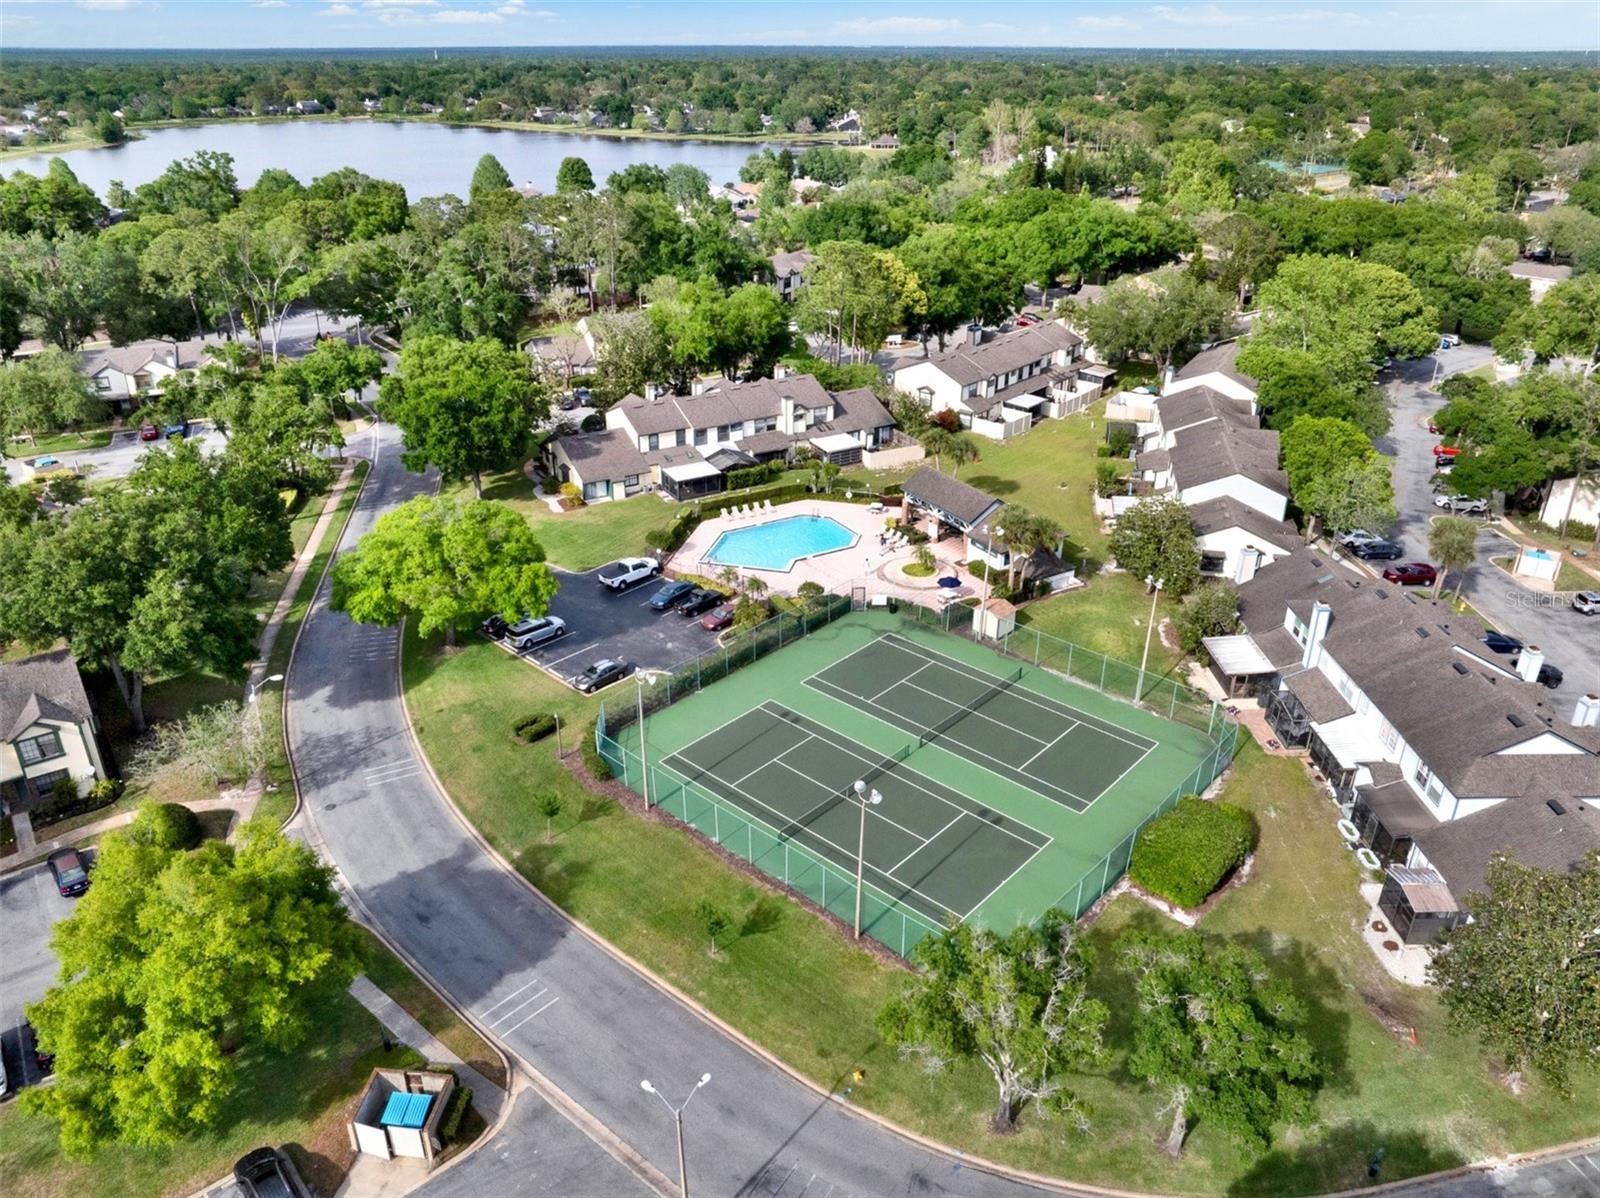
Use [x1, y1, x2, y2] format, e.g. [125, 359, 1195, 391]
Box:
[1137, 576, 1164, 701]
[246, 673, 285, 734]
[978, 523, 1005, 607]
[851, 780, 883, 938]
[641, 1072, 711, 1198]
[634, 668, 669, 807]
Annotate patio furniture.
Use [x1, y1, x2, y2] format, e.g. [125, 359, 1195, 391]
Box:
[868, 500, 884, 514]
[936, 575, 961, 589]
[763, 499, 774, 512]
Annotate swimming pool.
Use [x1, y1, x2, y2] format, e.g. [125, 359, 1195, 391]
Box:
[703, 515, 859, 572]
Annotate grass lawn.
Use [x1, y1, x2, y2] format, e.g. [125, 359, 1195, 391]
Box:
[443, 468, 676, 571]
[4, 428, 115, 459]
[1556, 559, 1598, 592]
[1015, 571, 1184, 677]
[0, 986, 421, 1198]
[402, 627, 1600, 1195]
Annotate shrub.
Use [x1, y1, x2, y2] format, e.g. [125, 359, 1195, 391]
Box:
[130, 802, 202, 850]
[726, 461, 783, 490]
[1095, 459, 1123, 497]
[34, 776, 118, 827]
[542, 476, 561, 495]
[89, 777, 123, 804]
[1129, 796, 1256, 908]
[512, 713, 557, 744]
[1105, 422, 1136, 457]
[439, 1086, 472, 1143]
[581, 718, 613, 780]
[579, 413, 605, 433]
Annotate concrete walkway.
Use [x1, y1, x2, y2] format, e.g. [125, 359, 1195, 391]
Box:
[347, 975, 507, 1122]
[2, 790, 259, 873]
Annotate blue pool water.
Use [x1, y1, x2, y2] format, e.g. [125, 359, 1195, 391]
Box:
[704, 515, 858, 572]
[1262, 158, 1346, 175]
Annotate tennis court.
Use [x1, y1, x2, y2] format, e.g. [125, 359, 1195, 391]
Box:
[660, 701, 1050, 923]
[805, 633, 1154, 811]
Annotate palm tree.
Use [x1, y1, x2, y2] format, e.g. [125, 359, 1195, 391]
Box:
[1429, 515, 1480, 599]
[919, 427, 957, 471]
[947, 434, 978, 478]
[1004, 508, 1062, 590]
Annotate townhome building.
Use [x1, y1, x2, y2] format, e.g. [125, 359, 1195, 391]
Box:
[0, 648, 108, 813]
[79, 337, 218, 415]
[549, 371, 894, 503]
[769, 249, 814, 301]
[1202, 548, 1600, 943]
[890, 319, 1106, 440]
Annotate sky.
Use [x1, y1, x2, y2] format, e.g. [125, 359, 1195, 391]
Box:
[3, 0, 1598, 53]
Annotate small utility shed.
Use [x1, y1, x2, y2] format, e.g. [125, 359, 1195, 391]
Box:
[349, 1068, 454, 1166]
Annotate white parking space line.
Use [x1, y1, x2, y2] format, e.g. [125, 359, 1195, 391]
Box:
[485, 987, 549, 1029]
[476, 977, 542, 1019]
[498, 995, 560, 1036]
[363, 761, 423, 784]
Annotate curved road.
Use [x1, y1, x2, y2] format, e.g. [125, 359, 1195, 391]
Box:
[286, 420, 1600, 1198]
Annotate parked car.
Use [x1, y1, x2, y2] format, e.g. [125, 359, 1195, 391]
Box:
[1383, 562, 1437, 586]
[573, 659, 628, 693]
[1514, 658, 1565, 689]
[649, 579, 697, 611]
[1015, 313, 1038, 327]
[573, 387, 592, 405]
[1433, 455, 1456, 472]
[480, 614, 512, 639]
[23, 1022, 53, 1077]
[701, 603, 736, 632]
[1432, 444, 1461, 458]
[234, 1147, 312, 1198]
[1439, 333, 1461, 348]
[1351, 539, 1406, 561]
[677, 587, 722, 617]
[138, 422, 159, 441]
[1336, 528, 1380, 548]
[1433, 494, 1488, 513]
[508, 614, 567, 651]
[165, 419, 190, 439]
[1481, 631, 1523, 654]
[32, 455, 61, 469]
[46, 848, 89, 897]
[598, 557, 660, 591]
[1574, 591, 1600, 615]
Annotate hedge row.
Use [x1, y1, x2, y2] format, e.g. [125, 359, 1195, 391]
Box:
[1129, 795, 1256, 908]
[581, 718, 613, 780]
[439, 1086, 473, 1143]
[724, 461, 785, 490]
[512, 713, 557, 744]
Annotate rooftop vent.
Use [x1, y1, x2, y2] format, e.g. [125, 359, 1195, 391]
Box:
[1452, 662, 1468, 675]
[1310, 556, 1324, 567]
[1507, 713, 1525, 728]
[1547, 799, 1567, 815]
[1316, 573, 1335, 585]
[1415, 626, 1430, 638]
[1376, 589, 1389, 599]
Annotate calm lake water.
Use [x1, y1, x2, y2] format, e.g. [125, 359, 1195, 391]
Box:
[4, 119, 778, 200]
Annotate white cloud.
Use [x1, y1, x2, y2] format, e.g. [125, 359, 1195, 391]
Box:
[252, 1, 289, 7]
[425, 8, 503, 21]
[1149, 4, 1242, 26]
[1273, 7, 1374, 24]
[365, 0, 439, 7]
[1076, 14, 1138, 31]
[318, 3, 357, 14]
[832, 16, 962, 36]
[77, 0, 137, 9]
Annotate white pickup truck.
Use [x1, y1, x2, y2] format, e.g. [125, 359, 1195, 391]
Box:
[597, 556, 660, 591]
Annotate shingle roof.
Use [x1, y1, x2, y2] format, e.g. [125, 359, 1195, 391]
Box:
[80, 337, 215, 378]
[903, 467, 1003, 529]
[1413, 796, 1600, 900]
[1168, 423, 1286, 494]
[1187, 496, 1297, 548]
[770, 249, 814, 277]
[912, 321, 1081, 387]
[1174, 340, 1257, 391]
[612, 374, 837, 437]
[1284, 668, 1354, 723]
[555, 428, 649, 482]
[0, 647, 93, 741]
[1156, 386, 1257, 434]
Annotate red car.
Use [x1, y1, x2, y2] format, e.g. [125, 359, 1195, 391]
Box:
[46, 847, 90, 897]
[138, 422, 159, 441]
[700, 603, 735, 631]
[1383, 562, 1437, 586]
[1427, 420, 1441, 434]
[1432, 444, 1460, 458]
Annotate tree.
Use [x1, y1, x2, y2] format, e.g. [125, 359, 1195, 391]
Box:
[1205, 212, 1281, 307]
[3, 231, 105, 350]
[1430, 851, 1600, 1097]
[128, 801, 202, 851]
[469, 153, 513, 207]
[694, 899, 730, 957]
[1176, 582, 1241, 655]
[1495, 275, 1600, 372]
[331, 495, 558, 648]
[896, 225, 1022, 349]
[297, 337, 384, 413]
[0, 347, 99, 445]
[216, 208, 312, 362]
[1000, 506, 1062, 589]
[664, 163, 710, 210]
[220, 373, 346, 494]
[1078, 268, 1233, 376]
[1108, 496, 1201, 596]
[0, 442, 291, 732]
[1346, 130, 1414, 186]
[380, 334, 546, 497]
[555, 156, 595, 194]
[23, 821, 363, 1158]
[878, 910, 1107, 1134]
[1310, 456, 1398, 538]
[1490, 149, 1545, 211]
[1119, 931, 1321, 1157]
[917, 427, 977, 477]
[589, 309, 670, 404]
[795, 240, 926, 364]
[1428, 514, 1480, 598]
[535, 791, 563, 843]
[1280, 415, 1379, 507]
[130, 150, 240, 219]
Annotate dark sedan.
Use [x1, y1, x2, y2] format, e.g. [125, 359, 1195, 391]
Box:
[1383, 562, 1437, 586]
[648, 580, 697, 611]
[1351, 539, 1405, 561]
[677, 587, 722, 617]
[572, 658, 629, 693]
[1481, 631, 1522, 654]
[46, 848, 89, 897]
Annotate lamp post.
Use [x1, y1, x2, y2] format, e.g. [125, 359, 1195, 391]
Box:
[1137, 576, 1164, 701]
[246, 673, 285, 735]
[641, 1073, 711, 1198]
[634, 668, 668, 807]
[978, 523, 1005, 607]
[851, 780, 883, 938]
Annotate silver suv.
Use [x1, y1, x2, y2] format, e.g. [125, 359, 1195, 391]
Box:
[508, 615, 567, 650]
[1574, 591, 1600, 616]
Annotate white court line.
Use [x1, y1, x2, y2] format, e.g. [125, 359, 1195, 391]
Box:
[884, 811, 963, 874]
[879, 632, 1159, 753]
[1018, 724, 1078, 771]
[890, 674, 1054, 747]
[499, 995, 561, 1036]
[485, 987, 548, 1029]
[765, 758, 931, 844]
[728, 726, 820, 789]
[869, 659, 931, 703]
[477, 978, 542, 1019]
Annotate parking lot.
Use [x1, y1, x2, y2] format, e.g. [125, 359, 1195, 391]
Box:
[500, 566, 729, 687]
[0, 858, 80, 1095]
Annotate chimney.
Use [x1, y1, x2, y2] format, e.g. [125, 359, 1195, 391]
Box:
[1162, 364, 1177, 390]
[1234, 544, 1263, 585]
[967, 323, 982, 347]
[168, 344, 179, 368]
[1516, 645, 1544, 684]
[1301, 600, 1332, 668]
[1572, 692, 1600, 728]
[691, 380, 705, 396]
[774, 364, 789, 380]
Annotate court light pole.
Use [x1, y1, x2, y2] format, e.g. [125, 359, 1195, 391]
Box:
[851, 780, 884, 938]
[1137, 576, 1164, 701]
[978, 523, 1005, 607]
[634, 668, 669, 808]
[641, 1073, 711, 1198]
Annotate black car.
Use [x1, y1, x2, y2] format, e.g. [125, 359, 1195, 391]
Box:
[1524, 661, 1564, 689]
[1434, 454, 1457, 470]
[677, 587, 722, 617]
[649, 579, 697, 611]
[480, 614, 511, 640]
[234, 1146, 312, 1198]
[573, 658, 628, 693]
[1482, 631, 1522, 654]
[46, 848, 89, 897]
[1351, 539, 1405, 561]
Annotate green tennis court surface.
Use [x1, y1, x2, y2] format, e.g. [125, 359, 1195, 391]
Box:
[661, 702, 1049, 923]
[601, 609, 1235, 954]
[805, 632, 1154, 811]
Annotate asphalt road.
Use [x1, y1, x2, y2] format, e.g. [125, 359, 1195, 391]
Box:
[285, 418, 1098, 1198]
[3, 425, 229, 486]
[0, 859, 79, 1094]
[1380, 349, 1600, 703]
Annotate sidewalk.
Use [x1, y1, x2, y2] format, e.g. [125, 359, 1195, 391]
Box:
[4, 789, 261, 872]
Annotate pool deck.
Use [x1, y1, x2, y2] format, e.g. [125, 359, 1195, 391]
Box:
[671, 499, 982, 604]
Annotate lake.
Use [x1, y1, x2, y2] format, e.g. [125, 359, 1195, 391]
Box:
[2, 119, 779, 200]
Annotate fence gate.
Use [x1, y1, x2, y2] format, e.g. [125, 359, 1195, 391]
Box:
[851, 585, 867, 611]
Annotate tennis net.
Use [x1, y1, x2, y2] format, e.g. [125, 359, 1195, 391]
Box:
[918, 666, 1025, 748]
[773, 739, 914, 841]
